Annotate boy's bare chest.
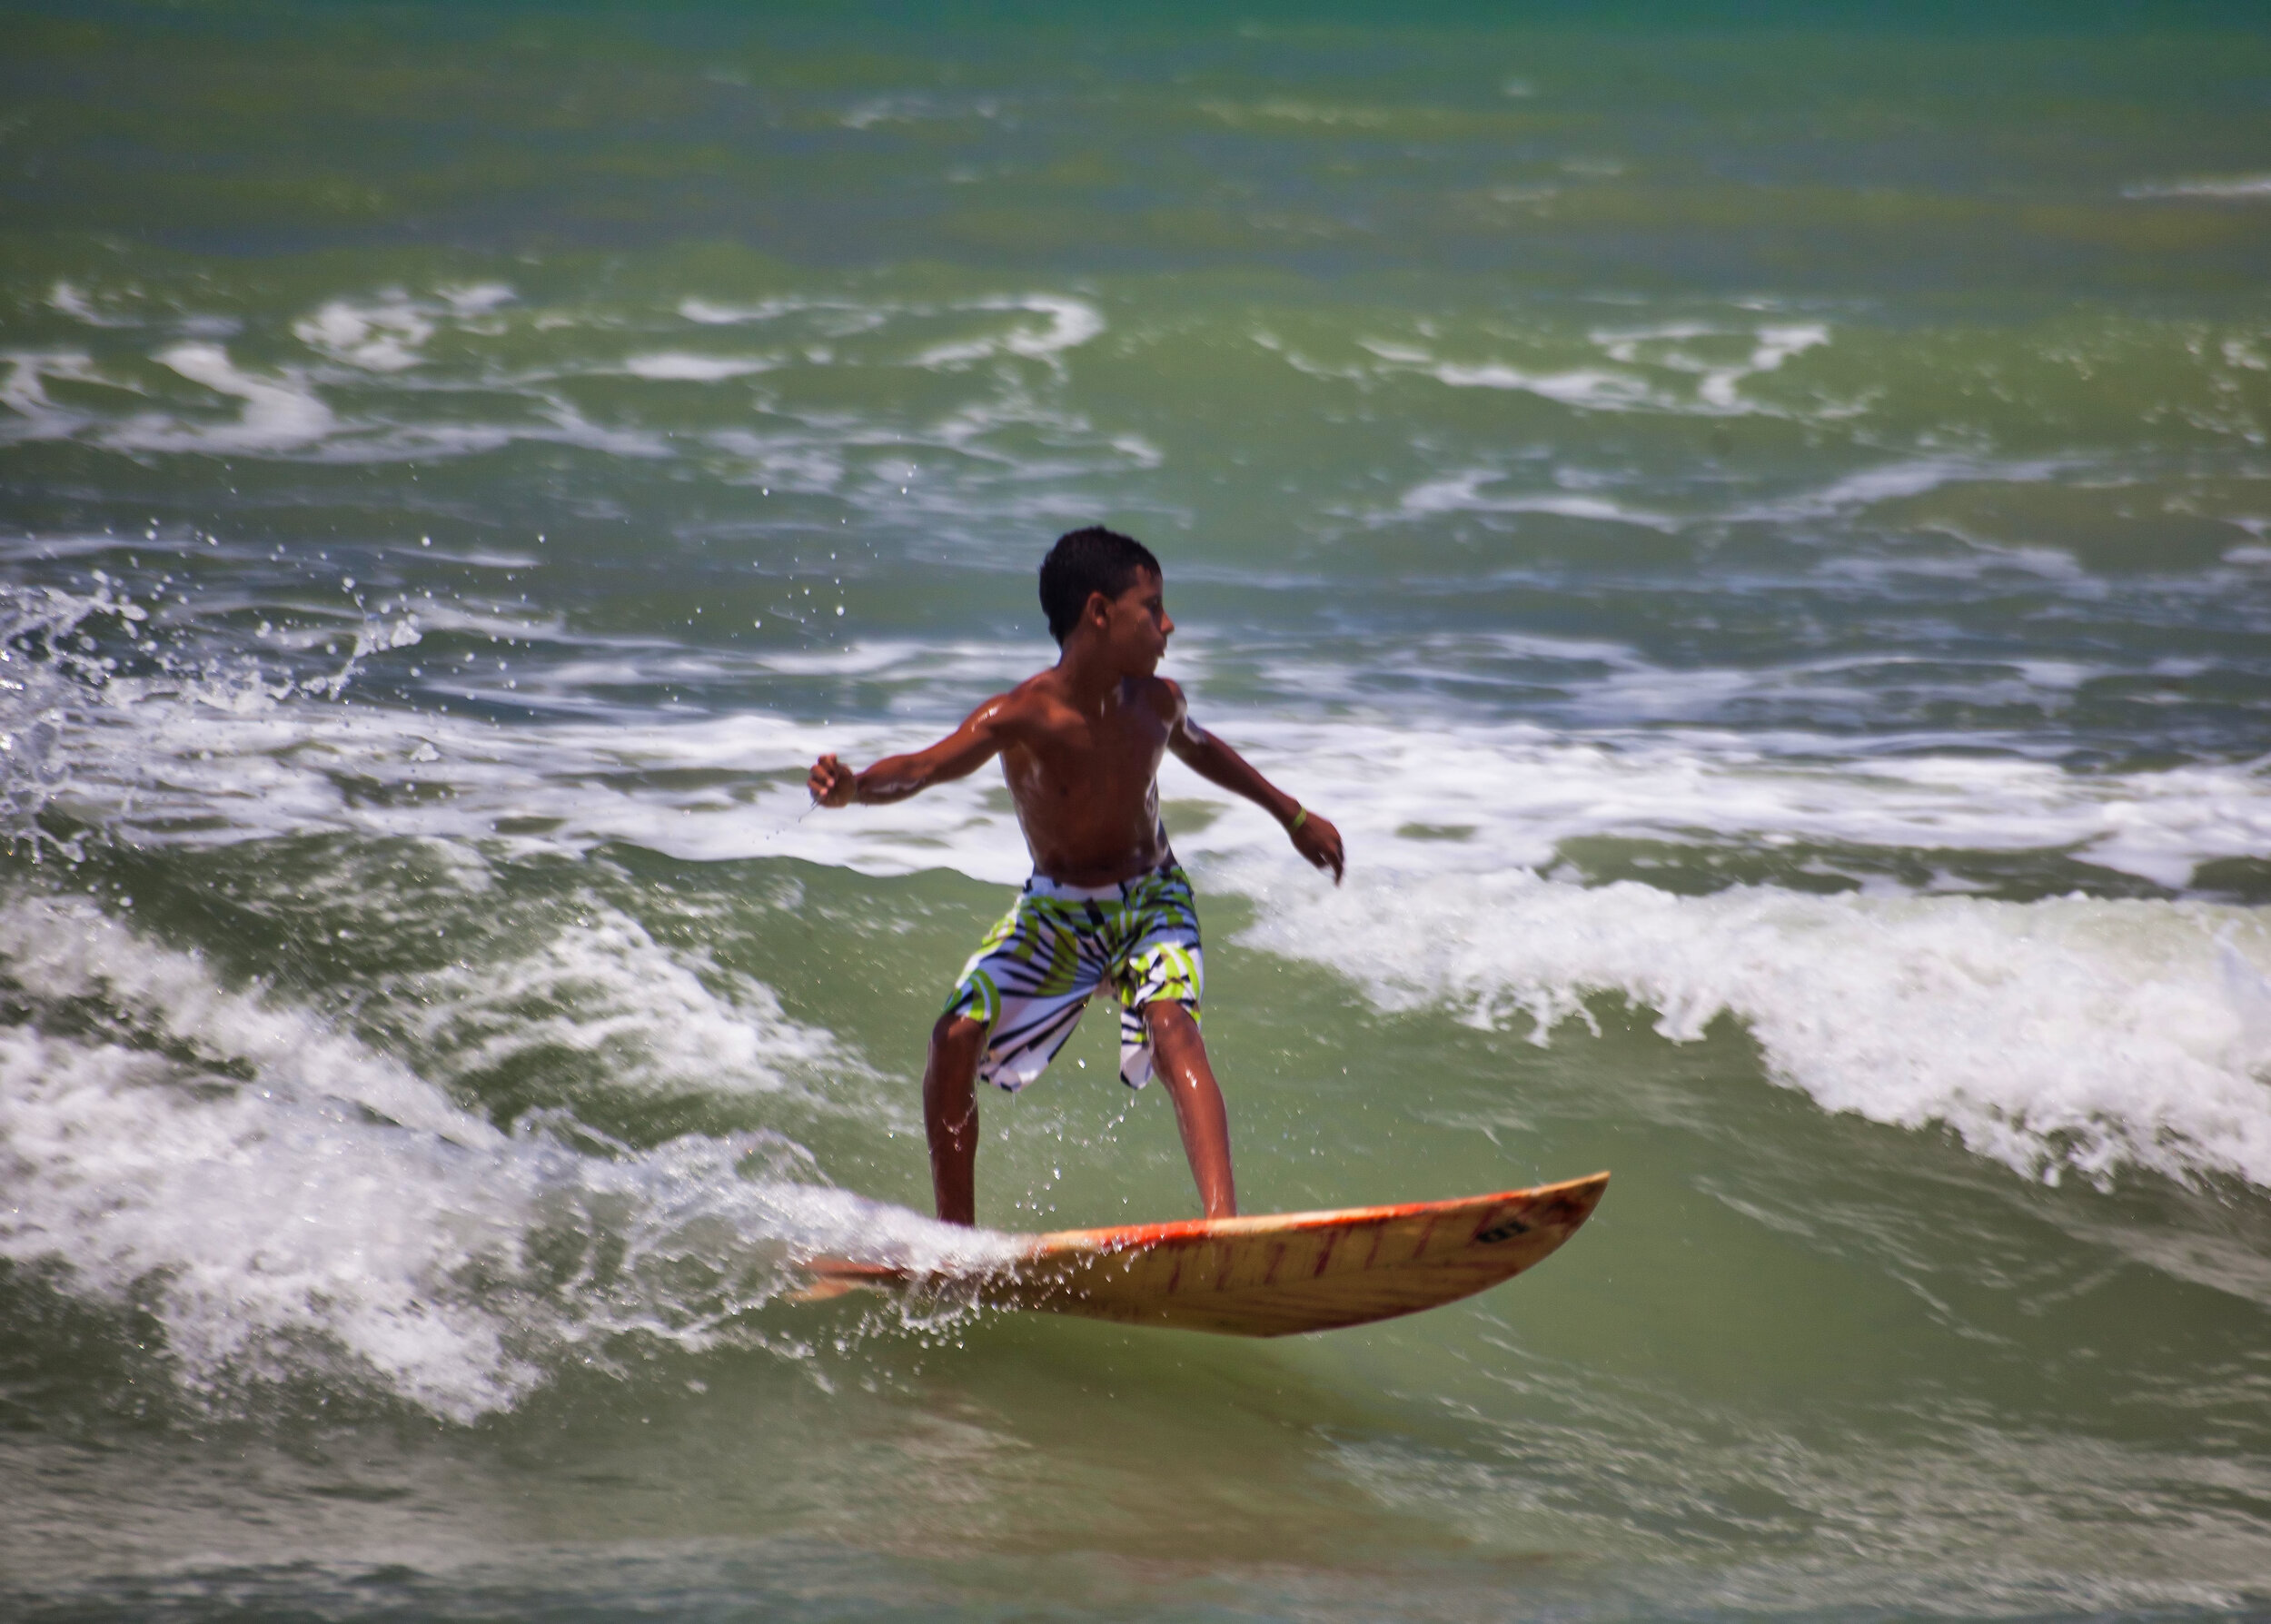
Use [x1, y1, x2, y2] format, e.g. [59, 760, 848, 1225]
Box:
[1007, 704, 1167, 794]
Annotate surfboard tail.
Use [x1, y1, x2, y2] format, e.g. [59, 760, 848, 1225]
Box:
[787, 1263, 898, 1303]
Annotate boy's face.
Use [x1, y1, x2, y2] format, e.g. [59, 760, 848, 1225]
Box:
[1088, 568, 1173, 676]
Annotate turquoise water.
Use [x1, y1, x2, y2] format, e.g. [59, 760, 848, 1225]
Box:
[5, 4, 2271, 1618]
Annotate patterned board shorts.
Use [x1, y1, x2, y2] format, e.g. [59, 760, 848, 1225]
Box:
[943, 862, 1204, 1093]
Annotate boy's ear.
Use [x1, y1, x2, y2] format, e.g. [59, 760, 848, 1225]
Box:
[1082, 589, 1113, 629]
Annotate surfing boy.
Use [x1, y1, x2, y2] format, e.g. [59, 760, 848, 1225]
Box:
[807, 527, 1344, 1226]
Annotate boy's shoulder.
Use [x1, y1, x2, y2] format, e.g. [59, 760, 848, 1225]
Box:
[971, 668, 1074, 732]
[995, 667, 1068, 710]
[1140, 673, 1186, 719]
[984, 669, 1183, 724]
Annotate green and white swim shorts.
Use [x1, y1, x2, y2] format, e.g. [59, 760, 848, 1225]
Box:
[943, 862, 1204, 1093]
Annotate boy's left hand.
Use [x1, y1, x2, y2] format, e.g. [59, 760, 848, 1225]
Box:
[1290, 809, 1345, 885]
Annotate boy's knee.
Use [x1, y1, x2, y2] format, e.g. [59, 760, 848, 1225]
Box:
[931, 1011, 987, 1054]
[1144, 1000, 1198, 1039]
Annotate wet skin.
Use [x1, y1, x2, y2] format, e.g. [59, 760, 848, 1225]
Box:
[808, 569, 1344, 1223]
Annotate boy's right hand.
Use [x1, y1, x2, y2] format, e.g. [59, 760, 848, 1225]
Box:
[808, 753, 858, 807]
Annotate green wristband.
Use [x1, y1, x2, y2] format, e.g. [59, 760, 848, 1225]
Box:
[1289, 806, 1307, 831]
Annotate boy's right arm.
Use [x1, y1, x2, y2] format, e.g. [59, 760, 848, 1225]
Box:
[808, 693, 1017, 807]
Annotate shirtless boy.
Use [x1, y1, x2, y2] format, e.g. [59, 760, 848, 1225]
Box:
[807, 527, 1344, 1226]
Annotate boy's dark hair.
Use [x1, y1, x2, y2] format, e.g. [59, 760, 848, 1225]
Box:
[1038, 526, 1160, 644]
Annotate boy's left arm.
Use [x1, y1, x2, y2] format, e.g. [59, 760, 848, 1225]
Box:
[1162, 683, 1344, 883]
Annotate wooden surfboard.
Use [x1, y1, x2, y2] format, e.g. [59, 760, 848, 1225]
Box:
[797, 1171, 1608, 1337]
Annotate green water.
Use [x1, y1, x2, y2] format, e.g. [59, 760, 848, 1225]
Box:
[4, 4, 2271, 1618]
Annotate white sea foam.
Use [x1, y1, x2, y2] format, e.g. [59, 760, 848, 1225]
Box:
[1234, 863, 2271, 1192]
[1743, 457, 2068, 522]
[413, 896, 855, 1104]
[620, 352, 778, 381]
[1703, 324, 1827, 406]
[430, 700, 2271, 1193]
[1188, 718, 2271, 1193]
[0, 350, 112, 438]
[671, 291, 1104, 373]
[11, 590, 2271, 885]
[148, 343, 337, 451]
[914, 295, 1106, 370]
[1179, 717, 2271, 892]
[2124, 175, 2271, 201]
[290, 284, 511, 370]
[439, 282, 515, 314]
[293, 296, 436, 372]
[46, 280, 139, 328]
[1398, 470, 1678, 530]
[11, 599, 2271, 1195]
[679, 295, 808, 325]
[1592, 320, 1830, 408]
[1204, 97, 1408, 129]
[1342, 317, 1834, 417]
[0, 892, 1016, 1421]
[838, 94, 1003, 130]
[1431, 361, 1658, 411]
[2, 281, 1132, 495]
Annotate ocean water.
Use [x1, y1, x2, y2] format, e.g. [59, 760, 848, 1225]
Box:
[5, 3, 2271, 1618]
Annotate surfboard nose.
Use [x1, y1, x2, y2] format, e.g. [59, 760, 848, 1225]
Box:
[1521, 1170, 1611, 1233]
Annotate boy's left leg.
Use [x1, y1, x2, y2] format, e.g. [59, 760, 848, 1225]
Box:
[923, 1012, 989, 1226]
[1143, 1001, 1236, 1219]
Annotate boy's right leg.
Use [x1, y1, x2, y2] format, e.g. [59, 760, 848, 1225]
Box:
[1144, 1000, 1236, 1219]
[924, 1012, 989, 1225]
